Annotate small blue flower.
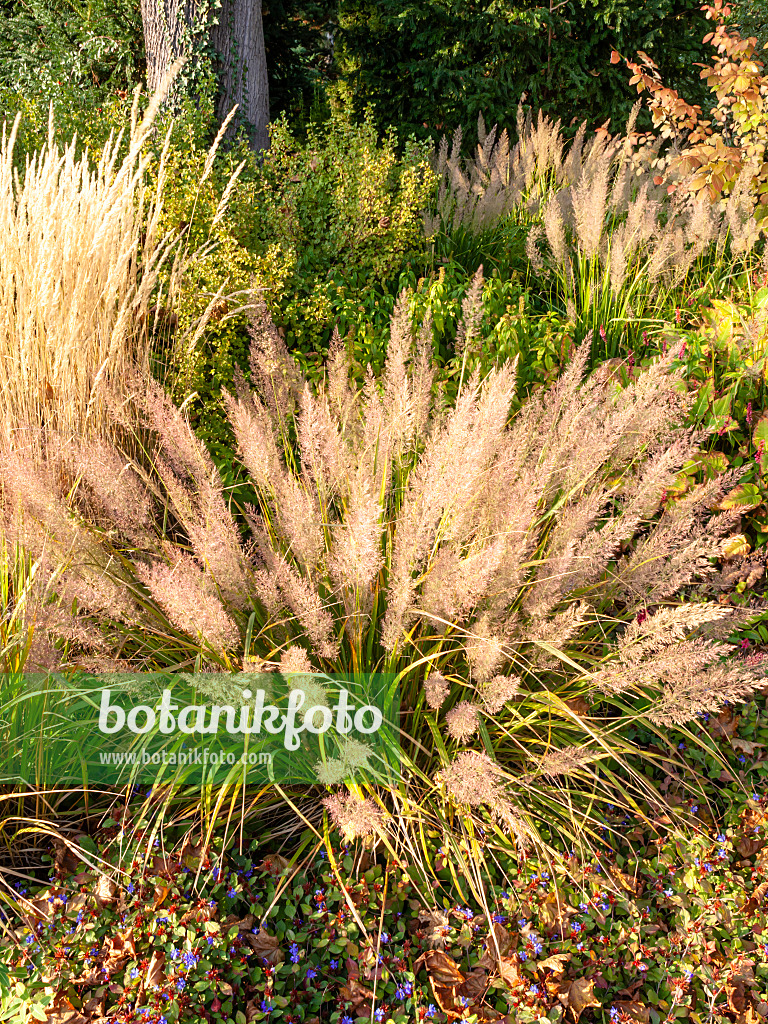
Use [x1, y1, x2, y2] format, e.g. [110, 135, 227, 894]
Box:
[290, 942, 300, 963]
[492, 913, 506, 924]
[530, 984, 539, 995]
[380, 932, 390, 943]
[425, 1007, 438, 1019]
[206, 936, 215, 946]
[176, 978, 186, 992]
[374, 1010, 385, 1022]
[227, 886, 237, 898]
[519, 950, 528, 961]
[578, 902, 588, 911]
[306, 967, 317, 980]
[130, 968, 139, 980]
[330, 959, 339, 969]
[182, 951, 198, 969]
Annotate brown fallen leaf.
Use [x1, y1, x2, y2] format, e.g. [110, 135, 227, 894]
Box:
[608, 866, 643, 896]
[145, 949, 166, 990]
[462, 967, 488, 1001]
[566, 977, 601, 1022]
[246, 929, 284, 965]
[733, 739, 765, 755]
[538, 952, 572, 975]
[564, 696, 592, 716]
[337, 976, 376, 1011]
[52, 838, 84, 877]
[102, 929, 136, 978]
[497, 956, 523, 989]
[612, 1000, 650, 1023]
[418, 908, 451, 950]
[709, 707, 739, 739]
[478, 921, 515, 967]
[415, 949, 466, 1019]
[94, 875, 117, 908]
[744, 881, 768, 918]
[259, 854, 290, 876]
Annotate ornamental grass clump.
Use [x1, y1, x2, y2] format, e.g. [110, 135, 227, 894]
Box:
[0, 63, 244, 453]
[1, 290, 765, 882]
[432, 103, 765, 362]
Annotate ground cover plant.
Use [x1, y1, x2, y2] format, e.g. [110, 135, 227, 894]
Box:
[5, 690, 768, 1024]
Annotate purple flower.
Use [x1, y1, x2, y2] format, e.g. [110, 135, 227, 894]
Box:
[330, 959, 339, 969]
[290, 942, 300, 963]
[176, 978, 186, 992]
[306, 967, 317, 980]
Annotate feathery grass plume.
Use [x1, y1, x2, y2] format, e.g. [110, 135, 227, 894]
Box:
[5, 286, 766, 878]
[437, 749, 506, 807]
[424, 671, 450, 709]
[279, 646, 314, 675]
[136, 551, 240, 654]
[648, 659, 763, 726]
[444, 701, 480, 742]
[322, 792, 384, 841]
[454, 266, 485, 358]
[536, 745, 599, 779]
[524, 107, 762, 360]
[479, 674, 521, 714]
[430, 106, 566, 246]
[0, 65, 241, 453]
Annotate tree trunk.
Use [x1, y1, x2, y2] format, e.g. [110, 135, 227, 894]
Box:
[139, 0, 270, 151]
[210, 0, 270, 152]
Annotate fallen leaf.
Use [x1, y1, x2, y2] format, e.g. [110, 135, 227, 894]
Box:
[612, 1000, 650, 1023]
[538, 952, 572, 976]
[259, 854, 290, 876]
[246, 929, 284, 965]
[478, 921, 515, 967]
[418, 908, 451, 950]
[145, 949, 165, 990]
[744, 881, 768, 917]
[498, 956, 523, 989]
[733, 739, 765, 755]
[567, 977, 601, 1022]
[94, 875, 117, 908]
[102, 929, 135, 977]
[415, 950, 466, 1019]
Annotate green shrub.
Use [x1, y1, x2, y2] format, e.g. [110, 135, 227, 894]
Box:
[332, 0, 711, 147]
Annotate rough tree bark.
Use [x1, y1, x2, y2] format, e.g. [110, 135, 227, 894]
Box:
[139, 0, 270, 151]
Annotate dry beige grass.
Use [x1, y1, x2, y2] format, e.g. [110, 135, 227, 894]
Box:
[0, 61, 244, 453]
